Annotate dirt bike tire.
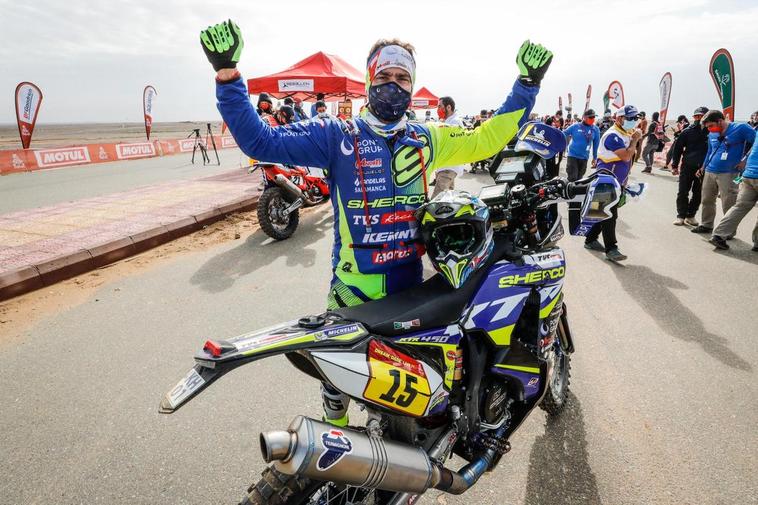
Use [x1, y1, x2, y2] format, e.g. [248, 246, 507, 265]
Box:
[240, 466, 320, 505]
[539, 323, 571, 416]
[257, 188, 300, 241]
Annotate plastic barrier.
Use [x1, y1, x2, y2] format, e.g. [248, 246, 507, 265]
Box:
[0, 136, 238, 175]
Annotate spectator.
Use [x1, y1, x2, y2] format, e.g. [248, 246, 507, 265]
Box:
[563, 108, 600, 181]
[598, 109, 613, 134]
[584, 105, 643, 262]
[709, 140, 758, 251]
[263, 104, 296, 127]
[670, 107, 709, 226]
[431, 96, 465, 197]
[313, 100, 327, 115]
[473, 109, 488, 128]
[554, 110, 566, 165]
[749, 111, 758, 130]
[424, 110, 432, 122]
[664, 115, 690, 174]
[635, 111, 648, 163]
[256, 93, 274, 117]
[293, 97, 308, 121]
[691, 109, 757, 234]
[310, 93, 326, 117]
[640, 111, 661, 173]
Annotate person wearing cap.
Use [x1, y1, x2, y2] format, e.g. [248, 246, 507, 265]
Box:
[584, 105, 642, 262]
[563, 109, 600, 182]
[670, 107, 709, 226]
[690, 110, 756, 234]
[255, 92, 274, 117]
[201, 20, 553, 426]
[431, 96, 466, 197]
[709, 140, 758, 252]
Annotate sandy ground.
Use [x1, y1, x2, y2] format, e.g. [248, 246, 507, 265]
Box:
[0, 121, 224, 150]
[0, 210, 259, 343]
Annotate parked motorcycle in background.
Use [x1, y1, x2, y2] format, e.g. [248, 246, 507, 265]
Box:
[161, 123, 622, 504]
[250, 162, 330, 240]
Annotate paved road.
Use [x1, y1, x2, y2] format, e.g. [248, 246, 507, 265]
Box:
[0, 148, 246, 214]
[1, 166, 756, 505]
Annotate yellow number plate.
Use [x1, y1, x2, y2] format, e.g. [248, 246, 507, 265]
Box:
[363, 340, 431, 417]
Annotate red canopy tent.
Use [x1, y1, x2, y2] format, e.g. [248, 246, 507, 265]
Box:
[247, 51, 366, 101]
[411, 87, 439, 109]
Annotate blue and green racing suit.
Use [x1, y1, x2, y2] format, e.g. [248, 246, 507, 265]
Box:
[217, 77, 538, 309]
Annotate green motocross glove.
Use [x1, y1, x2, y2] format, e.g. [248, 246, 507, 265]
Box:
[200, 19, 244, 71]
[516, 40, 553, 86]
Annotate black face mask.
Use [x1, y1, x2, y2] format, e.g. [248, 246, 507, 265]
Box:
[368, 82, 412, 122]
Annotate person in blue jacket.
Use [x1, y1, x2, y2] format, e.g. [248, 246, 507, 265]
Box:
[563, 108, 600, 181]
[200, 19, 553, 426]
[691, 110, 756, 234]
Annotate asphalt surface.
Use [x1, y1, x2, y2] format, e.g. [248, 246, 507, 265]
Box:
[1, 164, 756, 505]
[0, 148, 246, 214]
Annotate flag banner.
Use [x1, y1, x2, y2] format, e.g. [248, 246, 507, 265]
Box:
[15, 82, 43, 149]
[602, 90, 609, 112]
[567, 93, 573, 114]
[584, 84, 592, 113]
[659, 72, 673, 126]
[221, 121, 228, 135]
[608, 81, 624, 109]
[143, 85, 157, 140]
[709, 49, 735, 120]
[558, 96, 563, 113]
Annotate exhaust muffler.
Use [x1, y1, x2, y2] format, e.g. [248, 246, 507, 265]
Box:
[261, 416, 438, 494]
[260, 416, 505, 496]
[273, 174, 318, 205]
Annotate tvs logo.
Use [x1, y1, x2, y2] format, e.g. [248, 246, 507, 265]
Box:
[34, 146, 91, 168]
[116, 142, 156, 159]
[317, 430, 353, 471]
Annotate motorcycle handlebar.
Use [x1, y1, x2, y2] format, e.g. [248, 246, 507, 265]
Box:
[566, 182, 589, 199]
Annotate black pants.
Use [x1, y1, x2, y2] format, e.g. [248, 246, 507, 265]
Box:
[676, 163, 702, 218]
[585, 206, 619, 252]
[545, 156, 560, 179]
[566, 156, 588, 182]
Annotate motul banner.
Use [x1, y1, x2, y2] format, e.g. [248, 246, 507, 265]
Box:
[659, 72, 673, 126]
[584, 84, 592, 113]
[143, 85, 157, 140]
[15, 82, 43, 149]
[709, 49, 735, 120]
[608, 81, 624, 109]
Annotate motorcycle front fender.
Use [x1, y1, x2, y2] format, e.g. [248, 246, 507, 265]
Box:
[159, 318, 369, 413]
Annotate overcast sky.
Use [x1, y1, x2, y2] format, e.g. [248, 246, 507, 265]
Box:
[2, 0, 757, 124]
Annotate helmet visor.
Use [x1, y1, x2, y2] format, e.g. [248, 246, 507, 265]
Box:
[431, 222, 477, 257]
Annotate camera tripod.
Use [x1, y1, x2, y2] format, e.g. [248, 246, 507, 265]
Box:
[187, 123, 220, 165]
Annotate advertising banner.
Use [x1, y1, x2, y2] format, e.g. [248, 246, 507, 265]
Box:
[659, 72, 673, 126]
[709, 49, 735, 120]
[338, 100, 353, 119]
[15, 82, 44, 149]
[584, 84, 592, 113]
[567, 93, 573, 115]
[607, 81, 624, 109]
[558, 96, 562, 113]
[143, 85, 157, 140]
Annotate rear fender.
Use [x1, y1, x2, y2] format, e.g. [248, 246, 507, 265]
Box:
[159, 318, 369, 413]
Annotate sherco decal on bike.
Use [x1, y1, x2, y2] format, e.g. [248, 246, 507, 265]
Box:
[162, 146, 621, 503]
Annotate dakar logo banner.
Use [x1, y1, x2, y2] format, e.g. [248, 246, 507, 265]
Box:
[143, 85, 157, 140]
[709, 49, 735, 120]
[15, 82, 43, 149]
[607, 81, 624, 109]
[584, 84, 592, 113]
[659, 72, 673, 126]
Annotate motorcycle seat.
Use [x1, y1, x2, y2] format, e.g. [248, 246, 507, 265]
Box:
[333, 237, 509, 337]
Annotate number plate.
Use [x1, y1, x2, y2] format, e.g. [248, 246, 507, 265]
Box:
[363, 340, 431, 416]
[166, 368, 205, 409]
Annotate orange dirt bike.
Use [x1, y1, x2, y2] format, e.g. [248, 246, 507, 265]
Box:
[250, 162, 330, 240]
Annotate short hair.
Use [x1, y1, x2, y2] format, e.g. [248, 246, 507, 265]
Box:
[314, 100, 326, 109]
[367, 38, 416, 63]
[439, 96, 455, 111]
[283, 97, 294, 105]
[702, 110, 725, 123]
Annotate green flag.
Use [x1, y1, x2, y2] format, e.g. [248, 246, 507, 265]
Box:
[709, 48, 735, 120]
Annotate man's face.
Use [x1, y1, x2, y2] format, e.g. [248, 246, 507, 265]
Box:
[373, 68, 413, 92]
[316, 106, 327, 114]
[703, 119, 724, 134]
[277, 112, 288, 124]
[693, 114, 703, 123]
[260, 102, 271, 112]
